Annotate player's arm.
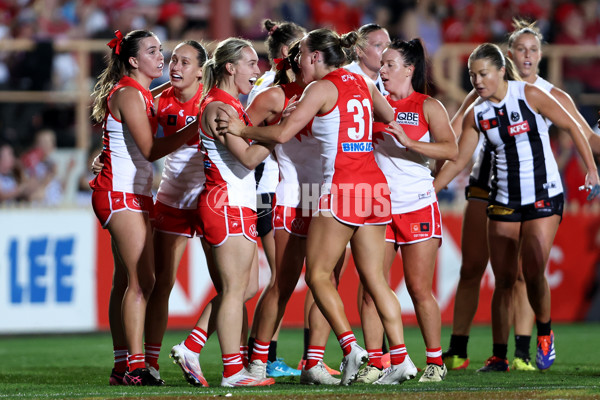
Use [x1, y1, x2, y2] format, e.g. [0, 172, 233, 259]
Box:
[433, 106, 480, 193]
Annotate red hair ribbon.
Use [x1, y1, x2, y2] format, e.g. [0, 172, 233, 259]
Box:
[107, 30, 124, 55]
[274, 57, 290, 71]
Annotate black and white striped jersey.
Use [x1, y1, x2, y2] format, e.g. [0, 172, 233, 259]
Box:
[467, 76, 556, 195]
[472, 80, 563, 207]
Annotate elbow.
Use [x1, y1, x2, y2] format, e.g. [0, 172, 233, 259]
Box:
[272, 132, 287, 144]
[447, 147, 459, 163]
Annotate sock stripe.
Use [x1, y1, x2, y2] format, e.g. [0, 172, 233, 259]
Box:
[306, 346, 325, 361]
[222, 353, 243, 366]
[426, 347, 442, 358]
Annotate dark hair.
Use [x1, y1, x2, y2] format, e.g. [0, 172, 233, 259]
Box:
[179, 39, 208, 69]
[305, 28, 359, 68]
[468, 43, 521, 81]
[263, 19, 306, 66]
[388, 38, 428, 94]
[507, 18, 544, 49]
[91, 30, 157, 122]
[274, 40, 301, 85]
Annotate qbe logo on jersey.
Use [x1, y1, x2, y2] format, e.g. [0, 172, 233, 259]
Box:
[396, 112, 419, 126]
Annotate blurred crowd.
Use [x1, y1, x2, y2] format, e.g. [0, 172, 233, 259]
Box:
[0, 0, 599, 208]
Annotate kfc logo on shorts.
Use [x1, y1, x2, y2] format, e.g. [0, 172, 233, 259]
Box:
[508, 120, 530, 136]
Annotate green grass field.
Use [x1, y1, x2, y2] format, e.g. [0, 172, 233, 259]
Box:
[1, 324, 599, 399]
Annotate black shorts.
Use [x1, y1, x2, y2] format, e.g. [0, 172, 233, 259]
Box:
[487, 194, 564, 223]
[464, 184, 490, 202]
[256, 192, 274, 237]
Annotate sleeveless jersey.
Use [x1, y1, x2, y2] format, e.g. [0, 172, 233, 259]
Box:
[469, 76, 556, 191]
[472, 80, 562, 206]
[155, 85, 205, 209]
[373, 91, 436, 213]
[248, 70, 279, 194]
[344, 61, 388, 96]
[90, 76, 157, 196]
[200, 87, 256, 210]
[312, 69, 389, 199]
[274, 82, 322, 208]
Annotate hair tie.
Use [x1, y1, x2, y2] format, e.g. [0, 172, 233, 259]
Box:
[268, 25, 279, 36]
[107, 30, 124, 55]
[274, 57, 290, 71]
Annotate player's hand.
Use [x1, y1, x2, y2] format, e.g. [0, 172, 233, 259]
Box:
[91, 153, 103, 175]
[581, 171, 600, 200]
[282, 95, 298, 119]
[215, 105, 245, 137]
[385, 121, 412, 149]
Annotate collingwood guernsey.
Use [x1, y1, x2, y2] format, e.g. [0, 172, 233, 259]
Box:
[472, 80, 563, 206]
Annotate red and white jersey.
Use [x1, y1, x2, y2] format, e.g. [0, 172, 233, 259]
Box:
[155, 86, 205, 209]
[199, 87, 256, 210]
[274, 82, 322, 209]
[90, 76, 157, 196]
[311, 69, 389, 198]
[373, 91, 436, 214]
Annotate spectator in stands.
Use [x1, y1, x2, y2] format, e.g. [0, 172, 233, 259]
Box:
[0, 141, 33, 204]
[553, 2, 600, 92]
[20, 128, 69, 206]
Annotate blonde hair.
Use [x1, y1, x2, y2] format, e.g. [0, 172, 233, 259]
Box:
[202, 38, 253, 97]
[507, 18, 543, 49]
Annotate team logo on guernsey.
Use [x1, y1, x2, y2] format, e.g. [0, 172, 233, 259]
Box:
[204, 160, 212, 169]
[396, 112, 419, 126]
[508, 120, 530, 136]
[167, 115, 177, 126]
[186, 115, 196, 125]
[480, 117, 499, 131]
[510, 111, 520, 122]
[418, 190, 433, 200]
[342, 142, 373, 152]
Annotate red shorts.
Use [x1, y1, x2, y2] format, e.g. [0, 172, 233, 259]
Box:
[317, 193, 391, 226]
[153, 201, 203, 238]
[198, 204, 257, 247]
[272, 205, 312, 237]
[91, 190, 153, 228]
[386, 202, 442, 245]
